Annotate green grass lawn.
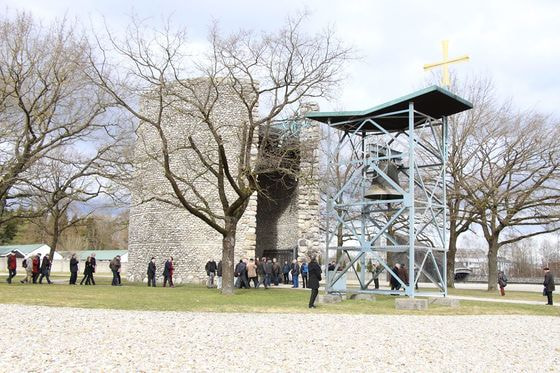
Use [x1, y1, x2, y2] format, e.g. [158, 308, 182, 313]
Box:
[0, 281, 557, 316]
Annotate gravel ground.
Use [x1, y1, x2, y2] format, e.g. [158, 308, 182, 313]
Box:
[1, 304, 558, 373]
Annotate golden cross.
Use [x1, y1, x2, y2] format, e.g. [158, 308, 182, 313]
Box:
[424, 40, 469, 87]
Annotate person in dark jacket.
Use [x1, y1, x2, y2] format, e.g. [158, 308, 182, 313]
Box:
[308, 256, 322, 308]
[163, 257, 174, 288]
[282, 261, 291, 284]
[6, 251, 17, 284]
[390, 263, 401, 291]
[69, 253, 79, 285]
[291, 259, 300, 288]
[80, 256, 93, 285]
[32, 254, 41, 283]
[264, 258, 273, 289]
[235, 259, 249, 289]
[147, 257, 156, 287]
[205, 259, 217, 287]
[272, 258, 281, 286]
[498, 271, 508, 296]
[544, 267, 555, 305]
[216, 260, 223, 290]
[39, 254, 52, 284]
[256, 257, 266, 288]
[301, 261, 309, 288]
[89, 253, 97, 285]
[109, 256, 122, 286]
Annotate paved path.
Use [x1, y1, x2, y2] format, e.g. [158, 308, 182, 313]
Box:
[1, 304, 559, 372]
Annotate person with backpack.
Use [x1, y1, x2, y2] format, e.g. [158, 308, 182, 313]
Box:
[498, 270, 508, 296]
[6, 251, 17, 284]
[69, 253, 79, 285]
[20, 256, 33, 284]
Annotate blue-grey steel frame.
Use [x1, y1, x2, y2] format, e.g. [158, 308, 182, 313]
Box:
[322, 102, 450, 298]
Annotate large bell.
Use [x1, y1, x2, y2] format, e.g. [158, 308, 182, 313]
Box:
[365, 160, 402, 200]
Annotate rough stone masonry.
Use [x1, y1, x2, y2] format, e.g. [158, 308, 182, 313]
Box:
[127, 79, 322, 284]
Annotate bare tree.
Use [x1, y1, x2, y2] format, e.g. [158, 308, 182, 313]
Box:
[25, 148, 113, 258]
[0, 12, 113, 223]
[444, 77, 509, 286]
[462, 106, 560, 290]
[88, 14, 352, 294]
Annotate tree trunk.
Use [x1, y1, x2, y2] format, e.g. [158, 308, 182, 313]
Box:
[221, 216, 238, 295]
[487, 240, 499, 291]
[48, 212, 60, 260]
[447, 223, 458, 288]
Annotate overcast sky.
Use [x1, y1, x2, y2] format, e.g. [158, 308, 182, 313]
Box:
[3, 0, 559, 117]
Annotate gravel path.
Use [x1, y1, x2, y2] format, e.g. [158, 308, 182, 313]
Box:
[1, 304, 558, 372]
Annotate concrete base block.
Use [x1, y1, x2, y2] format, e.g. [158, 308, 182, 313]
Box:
[395, 298, 428, 310]
[348, 294, 376, 301]
[318, 294, 343, 304]
[429, 297, 460, 307]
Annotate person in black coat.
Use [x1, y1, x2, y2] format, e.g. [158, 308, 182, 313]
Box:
[205, 259, 217, 287]
[544, 267, 555, 305]
[234, 259, 249, 289]
[39, 254, 53, 284]
[90, 253, 97, 285]
[308, 256, 322, 308]
[69, 253, 79, 285]
[147, 257, 156, 287]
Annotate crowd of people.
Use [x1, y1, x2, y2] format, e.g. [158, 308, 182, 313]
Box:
[4, 250, 556, 306]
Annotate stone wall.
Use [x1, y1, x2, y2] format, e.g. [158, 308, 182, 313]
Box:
[127, 79, 321, 283]
[127, 79, 257, 283]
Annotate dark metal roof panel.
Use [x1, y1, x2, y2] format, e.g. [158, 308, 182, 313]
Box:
[305, 85, 473, 131]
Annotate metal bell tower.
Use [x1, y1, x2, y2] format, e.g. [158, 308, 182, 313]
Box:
[306, 86, 472, 297]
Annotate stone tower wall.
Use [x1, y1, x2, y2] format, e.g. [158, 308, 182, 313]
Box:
[127, 79, 322, 283]
[127, 79, 257, 283]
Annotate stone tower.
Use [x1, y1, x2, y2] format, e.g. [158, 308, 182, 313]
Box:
[127, 79, 321, 283]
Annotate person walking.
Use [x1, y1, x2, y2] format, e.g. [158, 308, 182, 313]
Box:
[89, 253, 97, 285]
[264, 258, 273, 289]
[109, 256, 121, 286]
[235, 259, 249, 289]
[498, 270, 508, 296]
[39, 254, 53, 284]
[308, 256, 322, 308]
[282, 261, 290, 284]
[21, 256, 33, 284]
[69, 253, 79, 285]
[257, 257, 266, 288]
[6, 251, 17, 284]
[80, 256, 93, 285]
[205, 259, 217, 288]
[301, 261, 309, 288]
[216, 260, 223, 290]
[247, 258, 258, 288]
[271, 258, 280, 286]
[390, 263, 401, 291]
[147, 257, 156, 287]
[291, 259, 300, 288]
[32, 254, 41, 284]
[163, 257, 174, 288]
[544, 267, 555, 306]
